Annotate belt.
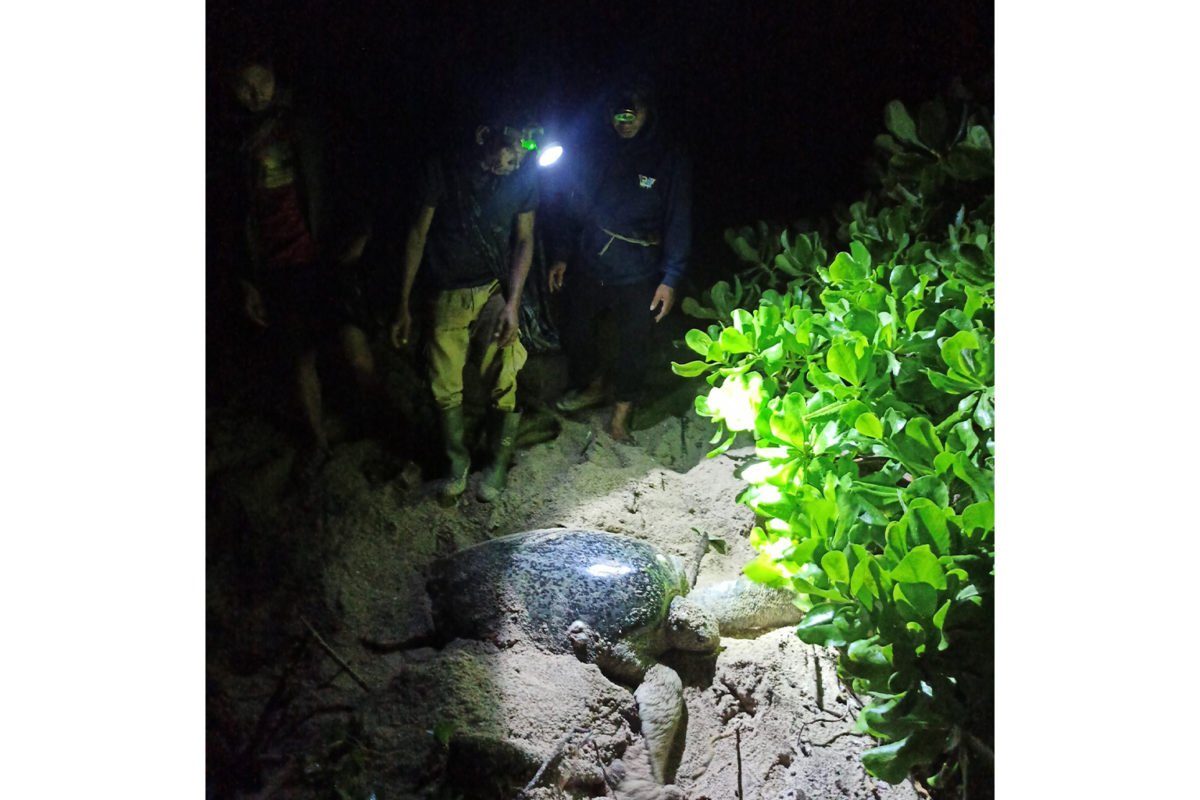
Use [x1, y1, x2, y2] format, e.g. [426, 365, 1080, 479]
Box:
[597, 227, 661, 256]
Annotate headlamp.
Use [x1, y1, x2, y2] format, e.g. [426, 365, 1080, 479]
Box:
[515, 124, 563, 167]
[612, 110, 638, 124]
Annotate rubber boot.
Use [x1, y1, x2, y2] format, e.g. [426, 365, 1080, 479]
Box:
[439, 406, 470, 505]
[477, 410, 522, 503]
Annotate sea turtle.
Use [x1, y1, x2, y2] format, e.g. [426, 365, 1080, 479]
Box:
[413, 528, 806, 785]
[424, 528, 719, 783]
[427, 528, 720, 685]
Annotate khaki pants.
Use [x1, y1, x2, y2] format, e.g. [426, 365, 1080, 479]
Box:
[428, 280, 527, 411]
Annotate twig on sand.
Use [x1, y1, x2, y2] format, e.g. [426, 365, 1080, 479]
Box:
[300, 615, 370, 691]
[736, 727, 744, 800]
[579, 430, 597, 459]
[521, 728, 593, 797]
[590, 739, 617, 798]
[811, 729, 865, 747]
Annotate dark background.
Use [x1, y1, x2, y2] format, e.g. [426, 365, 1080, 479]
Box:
[207, 0, 993, 284]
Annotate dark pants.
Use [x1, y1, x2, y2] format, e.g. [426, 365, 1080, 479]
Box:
[559, 270, 660, 404]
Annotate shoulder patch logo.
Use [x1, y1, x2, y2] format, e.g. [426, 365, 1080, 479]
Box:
[638, 174, 656, 189]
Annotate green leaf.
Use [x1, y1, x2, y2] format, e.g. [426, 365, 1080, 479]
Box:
[904, 417, 944, 457]
[855, 412, 884, 438]
[761, 340, 785, 369]
[708, 372, 765, 431]
[946, 419, 980, 455]
[849, 240, 873, 273]
[850, 555, 880, 604]
[925, 368, 982, 395]
[932, 600, 952, 650]
[728, 232, 762, 264]
[905, 499, 952, 555]
[719, 326, 754, 354]
[827, 341, 864, 385]
[743, 552, 790, 588]
[962, 501, 994, 537]
[974, 388, 995, 430]
[890, 545, 947, 589]
[821, 550, 850, 587]
[885, 521, 908, 565]
[671, 360, 711, 378]
[685, 328, 714, 357]
[903, 476, 949, 508]
[844, 637, 893, 682]
[829, 250, 870, 283]
[795, 603, 868, 648]
[966, 124, 993, 151]
[940, 330, 981, 377]
[894, 581, 939, 618]
[862, 730, 951, 784]
[883, 100, 921, 146]
[680, 296, 719, 320]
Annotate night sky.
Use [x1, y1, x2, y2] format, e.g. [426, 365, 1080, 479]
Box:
[208, 0, 993, 282]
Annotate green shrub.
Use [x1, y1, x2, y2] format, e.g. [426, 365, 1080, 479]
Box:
[675, 95, 994, 789]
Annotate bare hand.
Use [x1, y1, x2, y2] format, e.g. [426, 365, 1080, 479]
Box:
[242, 281, 268, 328]
[391, 309, 412, 348]
[548, 261, 566, 293]
[495, 302, 520, 348]
[650, 283, 675, 322]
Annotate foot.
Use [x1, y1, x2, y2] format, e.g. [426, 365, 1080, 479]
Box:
[609, 401, 634, 442]
[439, 466, 469, 506]
[555, 381, 608, 413]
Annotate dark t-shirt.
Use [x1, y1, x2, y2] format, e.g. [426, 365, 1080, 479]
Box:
[419, 153, 538, 290]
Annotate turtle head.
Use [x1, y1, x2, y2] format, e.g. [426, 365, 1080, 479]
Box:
[665, 595, 720, 653]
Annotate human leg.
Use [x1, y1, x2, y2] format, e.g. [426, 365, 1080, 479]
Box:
[473, 289, 528, 501]
[427, 288, 478, 500]
[555, 270, 612, 412]
[338, 322, 395, 441]
[607, 276, 659, 441]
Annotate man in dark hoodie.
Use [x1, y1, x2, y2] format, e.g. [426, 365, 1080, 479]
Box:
[547, 77, 692, 441]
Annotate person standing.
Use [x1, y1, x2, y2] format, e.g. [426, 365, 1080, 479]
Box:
[391, 120, 536, 503]
[547, 77, 692, 441]
[217, 57, 376, 481]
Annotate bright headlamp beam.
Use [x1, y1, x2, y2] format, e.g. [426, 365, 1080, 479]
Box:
[537, 144, 563, 167]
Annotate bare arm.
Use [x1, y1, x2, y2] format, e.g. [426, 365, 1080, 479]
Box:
[496, 210, 535, 347]
[391, 205, 436, 347]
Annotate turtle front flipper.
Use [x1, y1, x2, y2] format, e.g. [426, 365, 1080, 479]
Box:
[568, 619, 659, 686]
[633, 663, 684, 783]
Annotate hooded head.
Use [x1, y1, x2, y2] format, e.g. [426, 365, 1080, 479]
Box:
[607, 74, 658, 141]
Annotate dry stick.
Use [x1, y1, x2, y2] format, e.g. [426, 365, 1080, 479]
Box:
[522, 729, 591, 796]
[579, 430, 596, 459]
[590, 740, 617, 798]
[812, 729, 863, 747]
[736, 727, 744, 800]
[300, 615, 371, 692]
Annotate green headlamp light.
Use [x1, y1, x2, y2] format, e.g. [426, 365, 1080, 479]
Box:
[612, 110, 638, 124]
[514, 125, 544, 152]
[511, 124, 562, 167]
